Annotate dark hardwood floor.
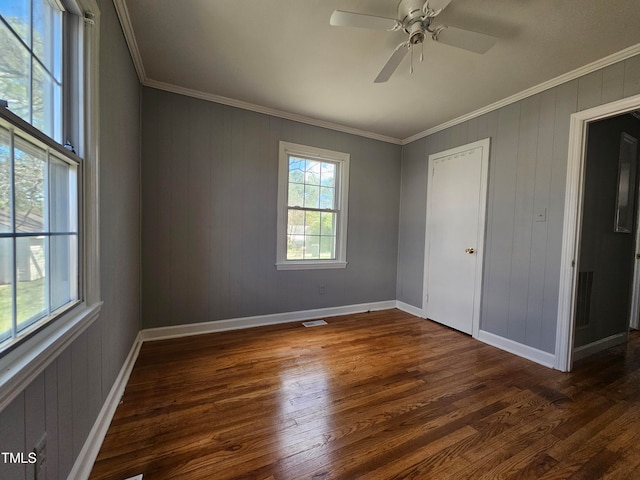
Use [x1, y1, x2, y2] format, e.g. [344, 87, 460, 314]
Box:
[89, 310, 640, 479]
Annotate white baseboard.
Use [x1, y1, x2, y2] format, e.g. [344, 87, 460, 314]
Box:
[477, 329, 556, 369]
[395, 301, 424, 318]
[572, 332, 628, 362]
[68, 332, 144, 480]
[140, 300, 397, 342]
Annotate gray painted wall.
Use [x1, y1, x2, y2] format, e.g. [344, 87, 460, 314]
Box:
[397, 55, 640, 354]
[0, 0, 141, 478]
[141, 88, 401, 329]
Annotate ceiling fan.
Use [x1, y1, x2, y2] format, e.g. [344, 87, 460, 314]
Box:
[330, 0, 497, 83]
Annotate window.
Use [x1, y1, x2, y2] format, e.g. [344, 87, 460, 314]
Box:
[0, 0, 99, 367]
[277, 141, 349, 270]
[0, 0, 63, 141]
[0, 115, 79, 349]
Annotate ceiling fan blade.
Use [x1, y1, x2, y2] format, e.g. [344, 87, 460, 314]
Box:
[433, 26, 497, 54]
[374, 42, 410, 83]
[330, 10, 398, 30]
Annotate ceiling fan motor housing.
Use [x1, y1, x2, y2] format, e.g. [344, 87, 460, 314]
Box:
[408, 21, 425, 44]
[399, 0, 429, 44]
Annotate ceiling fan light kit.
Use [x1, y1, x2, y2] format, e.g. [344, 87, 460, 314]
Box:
[330, 0, 497, 83]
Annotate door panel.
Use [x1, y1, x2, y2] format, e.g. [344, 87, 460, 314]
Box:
[425, 140, 489, 335]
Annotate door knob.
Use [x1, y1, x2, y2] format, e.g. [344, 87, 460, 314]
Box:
[465, 247, 475, 254]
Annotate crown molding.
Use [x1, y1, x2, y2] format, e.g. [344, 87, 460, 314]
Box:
[401, 43, 640, 145]
[142, 79, 403, 145]
[112, 0, 146, 83]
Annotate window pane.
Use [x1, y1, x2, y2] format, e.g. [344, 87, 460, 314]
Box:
[287, 209, 304, 260]
[321, 163, 335, 187]
[50, 156, 77, 232]
[319, 186, 335, 209]
[14, 137, 46, 232]
[0, 0, 31, 47]
[0, 127, 10, 233]
[287, 181, 303, 207]
[32, 60, 61, 139]
[305, 160, 321, 186]
[320, 236, 336, 260]
[288, 157, 305, 184]
[50, 234, 77, 311]
[303, 236, 320, 260]
[32, 0, 62, 79]
[0, 237, 13, 343]
[16, 235, 46, 330]
[305, 210, 320, 236]
[303, 184, 319, 209]
[0, 19, 31, 123]
[320, 212, 335, 236]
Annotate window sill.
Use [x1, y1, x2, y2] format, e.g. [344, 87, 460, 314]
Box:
[0, 301, 103, 412]
[276, 261, 348, 271]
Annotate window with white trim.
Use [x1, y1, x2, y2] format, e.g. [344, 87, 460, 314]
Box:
[0, 0, 95, 356]
[277, 141, 349, 270]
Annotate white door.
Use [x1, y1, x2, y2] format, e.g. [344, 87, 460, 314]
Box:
[424, 139, 490, 335]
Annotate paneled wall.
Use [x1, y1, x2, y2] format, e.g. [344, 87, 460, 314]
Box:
[141, 89, 402, 329]
[0, 0, 141, 478]
[397, 55, 640, 354]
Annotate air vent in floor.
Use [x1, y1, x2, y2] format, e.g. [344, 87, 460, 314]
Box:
[302, 320, 328, 327]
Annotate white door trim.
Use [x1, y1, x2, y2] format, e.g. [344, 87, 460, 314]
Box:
[555, 93, 640, 372]
[423, 138, 490, 339]
[630, 142, 640, 331]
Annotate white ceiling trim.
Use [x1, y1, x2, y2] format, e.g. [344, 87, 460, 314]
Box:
[111, 0, 640, 146]
[143, 79, 403, 145]
[402, 43, 640, 145]
[112, 0, 146, 83]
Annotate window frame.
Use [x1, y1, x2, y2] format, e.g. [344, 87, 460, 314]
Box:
[0, 0, 101, 413]
[276, 141, 350, 270]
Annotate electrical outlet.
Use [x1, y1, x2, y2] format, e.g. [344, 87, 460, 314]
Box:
[319, 284, 326, 295]
[33, 433, 46, 480]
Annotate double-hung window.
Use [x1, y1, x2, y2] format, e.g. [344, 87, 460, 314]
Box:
[0, 0, 100, 365]
[277, 141, 349, 270]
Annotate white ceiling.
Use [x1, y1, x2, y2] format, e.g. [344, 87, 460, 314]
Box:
[116, 0, 640, 143]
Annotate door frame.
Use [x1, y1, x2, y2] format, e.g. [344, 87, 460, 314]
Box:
[422, 138, 490, 339]
[555, 93, 640, 372]
[630, 186, 640, 331]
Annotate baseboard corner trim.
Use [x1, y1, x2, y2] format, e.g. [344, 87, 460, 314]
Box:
[395, 301, 424, 318]
[68, 331, 144, 480]
[477, 329, 556, 369]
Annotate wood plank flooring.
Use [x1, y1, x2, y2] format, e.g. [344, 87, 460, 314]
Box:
[89, 310, 640, 479]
